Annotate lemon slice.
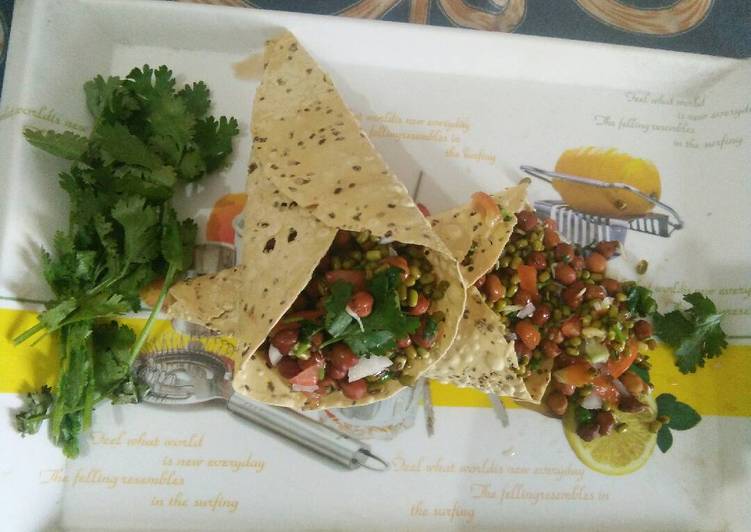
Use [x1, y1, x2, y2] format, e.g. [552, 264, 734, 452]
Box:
[564, 395, 657, 476]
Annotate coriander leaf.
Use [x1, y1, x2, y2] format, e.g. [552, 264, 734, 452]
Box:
[628, 364, 651, 384]
[324, 282, 354, 336]
[654, 292, 728, 373]
[92, 321, 136, 396]
[626, 285, 657, 316]
[653, 311, 693, 347]
[15, 386, 53, 435]
[111, 196, 160, 265]
[298, 321, 323, 343]
[59, 411, 83, 458]
[666, 402, 701, 431]
[39, 298, 78, 328]
[24, 128, 88, 161]
[179, 81, 211, 118]
[193, 116, 239, 174]
[344, 329, 395, 357]
[363, 268, 420, 341]
[84, 75, 120, 118]
[50, 322, 94, 458]
[64, 293, 131, 325]
[94, 214, 122, 276]
[152, 65, 176, 96]
[112, 166, 174, 202]
[683, 292, 717, 317]
[149, 93, 194, 151]
[656, 392, 677, 414]
[657, 393, 701, 431]
[177, 149, 207, 181]
[657, 424, 673, 453]
[84, 75, 138, 124]
[150, 165, 177, 188]
[13, 298, 79, 345]
[110, 264, 155, 312]
[94, 123, 162, 170]
[423, 316, 439, 342]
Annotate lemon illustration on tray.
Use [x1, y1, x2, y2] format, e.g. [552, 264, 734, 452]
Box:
[554, 147, 661, 218]
[564, 394, 657, 476]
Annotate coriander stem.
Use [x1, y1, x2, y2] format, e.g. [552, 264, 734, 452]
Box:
[127, 265, 177, 366]
[12, 322, 46, 346]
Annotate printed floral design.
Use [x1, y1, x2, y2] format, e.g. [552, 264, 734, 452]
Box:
[181, 0, 715, 35]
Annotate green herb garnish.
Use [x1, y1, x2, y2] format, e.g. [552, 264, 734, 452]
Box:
[14, 65, 239, 457]
[321, 268, 419, 357]
[626, 285, 657, 316]
[655, 393, 701, 453]
[653, 292, 728, 374]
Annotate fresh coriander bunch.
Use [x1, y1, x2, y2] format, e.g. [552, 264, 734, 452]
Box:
[14, 65, 239, 457]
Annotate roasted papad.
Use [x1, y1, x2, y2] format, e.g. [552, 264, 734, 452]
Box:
[169, 32, 465, 409]
[425, 185, 552, 403]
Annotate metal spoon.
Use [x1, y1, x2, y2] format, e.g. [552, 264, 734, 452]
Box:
[134, 337, 389, 471]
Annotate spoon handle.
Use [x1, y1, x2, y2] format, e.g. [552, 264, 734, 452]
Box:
[227, 393, 389, 471]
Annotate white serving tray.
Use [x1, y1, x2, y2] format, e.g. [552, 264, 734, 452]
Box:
[1, 1, 749, 530]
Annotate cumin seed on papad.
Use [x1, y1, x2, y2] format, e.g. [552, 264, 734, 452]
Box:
[170, 32, 465, 410]
[426, 185, 552, 403]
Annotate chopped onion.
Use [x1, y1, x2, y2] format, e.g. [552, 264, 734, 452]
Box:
[348, 355, 392, 382]
[592, 297, 614, 313]
[517, 302, 536, 319]
[613, 377, 630, 397]
[582, 327, 606, 339]
[346, 306, 365, 332]
[581, 393, 603, 410]
[268, 344, 283, 366]
[501, 305, 523, 315]
[379, 236, 396, 245]
[292, 384, 318, 393]
[506, 332, 518, 342]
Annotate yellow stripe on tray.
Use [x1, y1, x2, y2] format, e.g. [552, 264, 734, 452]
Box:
[2, 308, 750, 416]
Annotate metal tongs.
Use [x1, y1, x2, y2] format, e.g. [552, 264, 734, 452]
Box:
[134, 338, 389, 471]
[520, 165, 684, 231]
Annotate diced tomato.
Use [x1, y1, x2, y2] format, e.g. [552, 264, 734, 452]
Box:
[380, 256, 410, 280]
[416, 203, 431, 217]
[471, 192, 501, 219]
[543, 218, 558, 231]
[553, 360, 594, 387]
[606, 338, 639, 378]
[289, 365, 320, 387]
[325, 270, 366, 290]
[298, 353, 325, 371]
[516, 264, 538, 296]
[340, 379, 368, 400]
[592, 375, 620, 405]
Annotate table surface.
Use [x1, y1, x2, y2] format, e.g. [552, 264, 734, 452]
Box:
[0, 0, 750, 100]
